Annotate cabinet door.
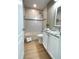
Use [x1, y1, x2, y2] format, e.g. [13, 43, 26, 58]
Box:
[18, 0, 24, 59]
[43, 32, 48, 50]
[47, 35, 61, 59]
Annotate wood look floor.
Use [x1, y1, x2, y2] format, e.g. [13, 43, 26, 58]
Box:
[24, 40, 51, 59]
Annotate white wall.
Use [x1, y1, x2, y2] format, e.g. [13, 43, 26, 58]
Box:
[42, 8, 48, 29]
[43, 8, 47, 19]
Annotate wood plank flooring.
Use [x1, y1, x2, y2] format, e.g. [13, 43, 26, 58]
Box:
[24, 40, 51, 59]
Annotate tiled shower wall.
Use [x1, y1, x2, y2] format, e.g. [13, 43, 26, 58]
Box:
[24, 8, 43, 36]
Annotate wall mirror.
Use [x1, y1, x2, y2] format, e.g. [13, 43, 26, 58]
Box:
[55, 6, 61, 26]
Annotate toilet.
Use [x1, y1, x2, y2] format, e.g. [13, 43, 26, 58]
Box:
[37, 34, 43, 44]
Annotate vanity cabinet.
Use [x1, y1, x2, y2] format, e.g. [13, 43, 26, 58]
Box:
[43, 31, 61, 59]
[47, 34, 61, 59]
[43, 32, 49, 50]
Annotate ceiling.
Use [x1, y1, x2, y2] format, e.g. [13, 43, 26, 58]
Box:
[23, 0, 51, 10]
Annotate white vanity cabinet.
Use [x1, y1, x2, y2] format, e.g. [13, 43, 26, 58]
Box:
[43, 32, 49, 50]
[43, 30, 61, 59]
[47, 34, 61, 59]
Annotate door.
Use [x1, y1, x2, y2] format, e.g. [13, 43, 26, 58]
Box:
[18, 0, 24, 59]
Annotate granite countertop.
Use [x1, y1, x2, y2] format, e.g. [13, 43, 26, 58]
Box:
[43, 28, 61, 38]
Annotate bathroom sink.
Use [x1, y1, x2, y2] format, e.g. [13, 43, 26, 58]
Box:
[43, 28, 60, 37]
[47, 30, 60, 35]
[37, 34, 43, 37]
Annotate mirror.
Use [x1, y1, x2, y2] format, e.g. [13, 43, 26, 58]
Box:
[55, 6, 61, 26]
